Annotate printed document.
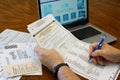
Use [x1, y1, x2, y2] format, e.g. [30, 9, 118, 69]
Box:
[0, 43, 42, 77]
[0, 29, 42, 80]
[27, 14, 120, 80]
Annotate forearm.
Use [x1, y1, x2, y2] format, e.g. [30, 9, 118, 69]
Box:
[57, 66, 80, 80]
[115, 49, 120, 62]
[107, 47, 120, 63]
[35, 47, 81, 80]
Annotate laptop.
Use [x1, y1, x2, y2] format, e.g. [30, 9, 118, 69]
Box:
[37, 0, 117, 43]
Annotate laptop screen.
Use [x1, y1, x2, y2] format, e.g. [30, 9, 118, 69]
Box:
[38, 0, 88, 28]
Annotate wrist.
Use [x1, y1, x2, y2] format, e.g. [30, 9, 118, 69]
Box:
[53, 63, 69, 77]
[52, 61, 64, 72]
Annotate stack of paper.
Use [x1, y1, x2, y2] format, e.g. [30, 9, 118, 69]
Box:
[0, 14, 119, 80]
[27, 14, 120, 80]
[0, 29, 42, 80]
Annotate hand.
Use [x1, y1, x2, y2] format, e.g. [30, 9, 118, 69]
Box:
[35, 45, 64, 72]
[89, 42, 120, 65]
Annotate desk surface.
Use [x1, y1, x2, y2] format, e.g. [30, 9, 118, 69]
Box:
[0, 0, 120, 80]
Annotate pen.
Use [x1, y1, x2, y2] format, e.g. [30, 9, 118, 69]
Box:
[88, 35, 106, 62]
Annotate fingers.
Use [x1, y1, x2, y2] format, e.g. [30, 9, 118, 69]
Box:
[89, 43, 98, 56]
[97, 57, 105, 65]
[34, 45, 42, 53]
[35, 45, 49, 55]
[89, 42, 104, 57]
[34, 45, 49, 61]
[92, 57, 106, 66]
[93, 57, 97, 64]
[91, 50, 102, 57]
[89, 43, 106, 65]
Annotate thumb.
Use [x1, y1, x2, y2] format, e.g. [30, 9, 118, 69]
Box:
[91, 50, 102, 57]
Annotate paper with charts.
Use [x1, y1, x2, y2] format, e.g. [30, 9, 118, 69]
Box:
[0, 29, 42, 80]
[27, 14, 120, 80]
[1, 43, 42, 77]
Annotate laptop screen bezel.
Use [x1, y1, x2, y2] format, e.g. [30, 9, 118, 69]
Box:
[37, 0, 89, 29]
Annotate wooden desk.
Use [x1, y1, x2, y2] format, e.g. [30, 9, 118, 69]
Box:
[0, 0, 120, 80]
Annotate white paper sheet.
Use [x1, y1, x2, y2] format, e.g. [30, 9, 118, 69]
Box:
[0, 29, 42, 80]
[0, 43, 42, 77]
[0, 29, 36, 46]
[27, 14, 120, 80]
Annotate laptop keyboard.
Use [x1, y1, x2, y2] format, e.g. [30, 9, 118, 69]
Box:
[71, 26, 101, 40]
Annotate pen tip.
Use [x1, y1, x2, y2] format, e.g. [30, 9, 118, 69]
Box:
[88, 58, 93, 63]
